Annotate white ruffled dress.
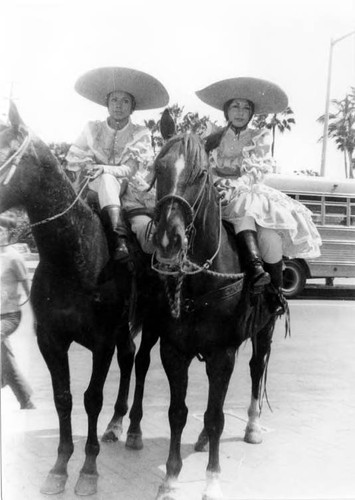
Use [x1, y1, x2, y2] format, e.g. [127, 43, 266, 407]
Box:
[209, 127, 322, 259]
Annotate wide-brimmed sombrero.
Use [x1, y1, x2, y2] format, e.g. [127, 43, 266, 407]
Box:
[75, 67, 169, 110]
[196, 77, 288, 114]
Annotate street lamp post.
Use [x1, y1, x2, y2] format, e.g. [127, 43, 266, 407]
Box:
[320, 30, 355, 177]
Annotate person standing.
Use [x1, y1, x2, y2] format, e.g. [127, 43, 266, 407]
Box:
[1, 213, 35, 409]
[66, 66, 169, 261]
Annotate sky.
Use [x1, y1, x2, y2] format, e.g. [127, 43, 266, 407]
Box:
[0, 0, 354, 178]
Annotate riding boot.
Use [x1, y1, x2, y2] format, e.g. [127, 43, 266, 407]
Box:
[235, 230, 270, 291]
[264, 260, 287, 316]
[102, 206, 130, 262]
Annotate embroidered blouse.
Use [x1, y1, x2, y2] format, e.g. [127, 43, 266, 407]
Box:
[66, 118, 154, 181]
[209, 127, 275, 183]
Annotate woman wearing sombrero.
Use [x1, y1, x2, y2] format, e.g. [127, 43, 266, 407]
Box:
[196, 77, 322, 314]
[66, 67, 169, 261]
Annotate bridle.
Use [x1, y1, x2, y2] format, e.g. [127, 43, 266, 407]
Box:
[0, 130, 31, 186]
[151, 169, 243, 319]
[152, 169, 223, 277]
[0, 127, 90, 230]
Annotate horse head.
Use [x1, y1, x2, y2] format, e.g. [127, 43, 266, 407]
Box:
[152, 132, 217, 274]
[0, 101, 42, 213]
[0, 102, 82, 220]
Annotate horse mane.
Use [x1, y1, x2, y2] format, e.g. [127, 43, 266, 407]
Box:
[27, 134, 92, 211]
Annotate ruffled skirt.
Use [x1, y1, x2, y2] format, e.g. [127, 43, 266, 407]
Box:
[223, 176, 322, 259]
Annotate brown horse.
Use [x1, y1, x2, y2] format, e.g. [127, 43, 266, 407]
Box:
[149, 131, 284, 500]
[0, 103, 135, 496]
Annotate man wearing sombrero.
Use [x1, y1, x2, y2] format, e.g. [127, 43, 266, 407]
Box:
[66, 67, 169, 261]
[196, 77, 321, 314]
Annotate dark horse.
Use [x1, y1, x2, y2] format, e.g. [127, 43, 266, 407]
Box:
[0, 103, 136, 496]
[147, 132, 284, 500]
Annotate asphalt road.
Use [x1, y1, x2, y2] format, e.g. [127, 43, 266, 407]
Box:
[1, 298, 355, 500]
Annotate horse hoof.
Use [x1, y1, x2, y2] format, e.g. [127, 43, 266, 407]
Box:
[101, 423, 123, 442]
[244, 426, 262, 444]
[125, 432, 143, 450]
[40, 472, 68, 495]
[74, 472, 98, 496]
[203, 472, 223, 499]
[155, 484, 179, 500]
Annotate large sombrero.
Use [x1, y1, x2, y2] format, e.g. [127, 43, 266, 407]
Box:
[196, 77, 288, 114]
[75, 67, 169, 110]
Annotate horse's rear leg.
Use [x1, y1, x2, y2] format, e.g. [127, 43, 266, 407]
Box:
[156, 341, 191, 500]
[102, 326, 136, 442]
[38, 339, 73, 495]
[74, 344, 115, 496]
[126, 327, 159, 450]
[244, 320, 275, 444]
[201, 347, 236, 500]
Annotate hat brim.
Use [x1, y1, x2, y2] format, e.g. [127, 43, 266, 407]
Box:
[75, 67, 169, 110]
[196, 77, 288, 114]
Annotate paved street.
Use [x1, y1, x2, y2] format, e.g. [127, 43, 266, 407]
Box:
[1, 299, 355, 500]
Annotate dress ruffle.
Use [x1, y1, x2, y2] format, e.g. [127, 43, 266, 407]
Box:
[223, 175, 322, 259]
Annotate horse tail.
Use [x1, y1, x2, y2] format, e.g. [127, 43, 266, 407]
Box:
[254, 318, 276, 413]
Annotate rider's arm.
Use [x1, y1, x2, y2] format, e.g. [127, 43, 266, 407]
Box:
[252, 129, 272, 158]
[97, 157, 139, 179]
[65, 123, 96, 172]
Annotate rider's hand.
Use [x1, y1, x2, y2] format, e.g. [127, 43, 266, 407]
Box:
[214, 179, 234, 205]
[86, 165, 103, 179]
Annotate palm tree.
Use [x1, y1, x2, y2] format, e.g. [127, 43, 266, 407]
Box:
[252, 106, 296, 157]
[145, 104, 216, 151]
[318, 89, 355, 178]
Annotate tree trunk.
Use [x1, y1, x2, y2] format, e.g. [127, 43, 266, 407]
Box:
[348, 150, 354, 179]
[271, 126, 276, 157]
[344, 149, 349, 178]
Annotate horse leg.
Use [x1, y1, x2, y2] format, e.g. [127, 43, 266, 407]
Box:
[195, 426, 209, 452]
[38, 337, 73, 495]
[126, 326, 159, 450]
[202, 347, 236, 500]
[156, 341, 191, 500]
[244, 320, 275, 444]
[74, 344, 115, 496]
[101, 325, 136, 442]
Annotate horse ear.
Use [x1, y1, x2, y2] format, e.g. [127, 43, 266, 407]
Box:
[160, 109, 176, 140]
[8, 100, 25, 129]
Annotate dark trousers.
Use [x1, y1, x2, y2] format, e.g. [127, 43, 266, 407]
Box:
[1, 312, 33, 408]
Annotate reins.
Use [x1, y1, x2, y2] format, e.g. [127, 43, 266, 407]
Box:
[153, 171, 229, 277]
[29, 176, 91, 228]
[0, 132, 31, 185]
[0, 128, 92, 229]
[152, 166, 244, 319]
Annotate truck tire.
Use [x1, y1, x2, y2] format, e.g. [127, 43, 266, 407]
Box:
[282, 260, 306, 298]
